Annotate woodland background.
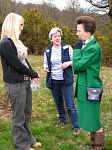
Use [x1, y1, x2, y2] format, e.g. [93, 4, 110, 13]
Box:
[0, 0, 112, 66]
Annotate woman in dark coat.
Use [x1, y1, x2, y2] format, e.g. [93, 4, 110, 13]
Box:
[0, 13, 41, 150]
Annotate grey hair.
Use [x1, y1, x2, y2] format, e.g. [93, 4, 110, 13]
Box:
[49, 27, 63, 40]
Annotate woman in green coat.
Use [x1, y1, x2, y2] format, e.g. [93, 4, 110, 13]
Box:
[73, 16, 104, 150]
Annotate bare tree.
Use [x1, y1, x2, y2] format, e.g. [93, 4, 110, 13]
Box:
[67, 0, 82, 12]
[86, 0, 112, 17]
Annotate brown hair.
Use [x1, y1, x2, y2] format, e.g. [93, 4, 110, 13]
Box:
[76, 16, 96, 34]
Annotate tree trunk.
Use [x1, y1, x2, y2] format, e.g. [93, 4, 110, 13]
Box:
[109, 0, 112, 18]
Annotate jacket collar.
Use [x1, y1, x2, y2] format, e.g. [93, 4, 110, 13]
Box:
[81, 38, 96, 51]
[46, 43, 67, 52]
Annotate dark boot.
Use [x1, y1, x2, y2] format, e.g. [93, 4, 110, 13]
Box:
[90, 132, 95, 150]
[94, 130, 105, 150]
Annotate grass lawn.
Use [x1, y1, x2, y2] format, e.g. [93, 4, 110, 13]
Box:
[0, 55, 112, 150]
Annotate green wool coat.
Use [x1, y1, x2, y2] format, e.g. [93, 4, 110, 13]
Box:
[73, 38, 102, 102]
[73, 38, 103, 131]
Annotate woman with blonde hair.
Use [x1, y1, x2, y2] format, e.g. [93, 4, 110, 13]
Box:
[0, 13, 41, 150]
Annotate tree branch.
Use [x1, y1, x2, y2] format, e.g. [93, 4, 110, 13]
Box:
[86, 0, 109, 8]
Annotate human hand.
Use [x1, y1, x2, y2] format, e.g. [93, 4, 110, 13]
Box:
[61, 61, 72, 69]
[32, 78, 39, 84]
[44, 67, 50, 73]
[31, 78, 40, 91]
[75, 39, 83, 49]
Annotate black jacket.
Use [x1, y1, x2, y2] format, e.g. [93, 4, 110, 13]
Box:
[0, 37, 39, 83]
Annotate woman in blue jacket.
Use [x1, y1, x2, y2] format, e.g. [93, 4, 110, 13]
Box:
[43, 27, 80, 135]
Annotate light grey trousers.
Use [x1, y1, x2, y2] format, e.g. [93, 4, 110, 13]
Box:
[5, 80, 36, 150]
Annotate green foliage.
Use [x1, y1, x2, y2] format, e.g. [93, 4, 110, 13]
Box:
[47, 17, 58, 32]
[0, 16, 3, 35]
[20, 9, 78, 55]
[62, 26, 77, 48]
[21, 9, 49, 55]
[0, 7, 112, 66]
[96, 32, 112, 67]
[0, 16, 3, 29]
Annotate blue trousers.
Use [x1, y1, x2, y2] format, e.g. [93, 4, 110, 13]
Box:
[51, 80, 80, 130]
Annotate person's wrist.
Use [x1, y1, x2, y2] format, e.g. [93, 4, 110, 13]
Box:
[69, 61, 72, 66]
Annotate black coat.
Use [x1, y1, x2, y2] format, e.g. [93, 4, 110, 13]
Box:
[0, 37, 39, 83]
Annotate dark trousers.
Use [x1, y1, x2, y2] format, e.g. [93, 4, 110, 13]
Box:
[51, 80, 80, 130]
[5, 80, 36, 150]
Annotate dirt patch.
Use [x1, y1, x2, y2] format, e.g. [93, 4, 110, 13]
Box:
[0, 96, 11, 120]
